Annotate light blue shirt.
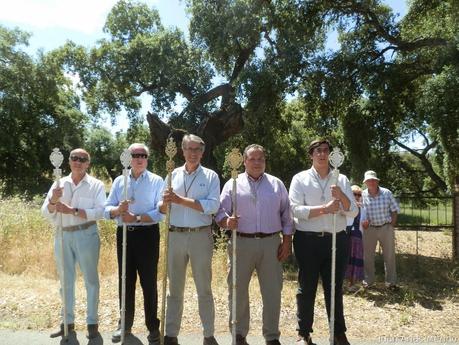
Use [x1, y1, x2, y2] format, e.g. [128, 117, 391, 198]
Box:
[163, 164, 220, 227]
[104, 169, 165, 226]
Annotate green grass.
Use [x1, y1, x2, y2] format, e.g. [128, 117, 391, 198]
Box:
[397, 197, 453, 227]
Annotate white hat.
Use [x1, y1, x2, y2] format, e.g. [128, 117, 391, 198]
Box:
[363, 170, 380, 183]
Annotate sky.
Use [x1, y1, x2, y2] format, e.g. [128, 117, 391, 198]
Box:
[0, 0, 409, 132]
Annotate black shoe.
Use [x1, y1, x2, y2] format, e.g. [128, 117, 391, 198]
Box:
[236, 334, 249, 345]
[148, 329, 160, 345]
[111, 327, 132, 343]
[266, 340, 281, 345]
[164, 335, 180, 345]
[50, 323, 75, 338]
[203, 336, 219, 345]
[87, 324, 99, 339]
[334, 333, 351, 345]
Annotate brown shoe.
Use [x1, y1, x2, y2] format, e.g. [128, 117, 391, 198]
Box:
[49, 323, 75, 338]
[296, 334, 316, 345]
[87, 324, 99, 339]
[236, 334, 249, 345]
[334, 333, 350, 345]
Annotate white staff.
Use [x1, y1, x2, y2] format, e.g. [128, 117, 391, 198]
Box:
[119, 149, 132, 345]
[160, 137, 177, 345]
[49, 148, 68, 339]
[226, 148, 243, 345]
[328, 147, 344, 345]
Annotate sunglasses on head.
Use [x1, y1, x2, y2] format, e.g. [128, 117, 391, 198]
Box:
[70, 155, 89, 163]
[131, 153, 148, 159]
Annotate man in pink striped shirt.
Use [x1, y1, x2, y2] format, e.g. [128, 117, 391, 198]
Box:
[216, 144, 293, 345]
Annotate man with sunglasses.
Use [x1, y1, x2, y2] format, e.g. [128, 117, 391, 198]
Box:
[105, 143, 165, 345]
[289, 139, 357, 345]
[41, 148, 106, 340]
[160, 134, 220, 345]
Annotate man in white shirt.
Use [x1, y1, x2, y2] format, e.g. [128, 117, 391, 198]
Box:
[41, 148, 106, 340]
[160, 134, 220, 345]
[289, 139, 357, 345]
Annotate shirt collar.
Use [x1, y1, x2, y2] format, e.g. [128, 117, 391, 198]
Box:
[181, 164, 202, 176]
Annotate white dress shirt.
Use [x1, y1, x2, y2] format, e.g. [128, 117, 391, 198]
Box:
[289, 167, 358, 232]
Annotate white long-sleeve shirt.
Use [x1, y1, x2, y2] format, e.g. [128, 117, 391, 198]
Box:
[41, 173, 106, 227]
[289, 167, 358, 232]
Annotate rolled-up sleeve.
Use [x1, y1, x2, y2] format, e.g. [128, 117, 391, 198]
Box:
[198, 172, 220, 215]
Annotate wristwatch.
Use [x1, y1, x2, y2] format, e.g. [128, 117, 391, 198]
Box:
[136, 214, 141, 223]
[74, 208, 79, 216]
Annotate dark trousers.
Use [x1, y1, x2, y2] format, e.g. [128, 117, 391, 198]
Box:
[116, 225, 160, 332]
[293, 230, 349, 336]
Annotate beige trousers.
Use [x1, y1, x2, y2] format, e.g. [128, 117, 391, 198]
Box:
[227, 234, 283, 341]
[362, 224, 397, 285]
[166, 228, 215, 337]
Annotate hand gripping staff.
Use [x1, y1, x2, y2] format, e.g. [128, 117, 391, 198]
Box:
[120, 149, 132, 344]
[226, 148, 243, 345]
[160, 137, 177, 345]
[49, 148, 69, 340]
[328, 147, 344, 345]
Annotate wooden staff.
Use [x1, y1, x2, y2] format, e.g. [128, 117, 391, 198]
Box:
[119, 149, 132, 345]
[49, 148, 68, 339]
[328, 147, 344, 345]
[161, 137, 177, 345]
[226, 148, 243, 345]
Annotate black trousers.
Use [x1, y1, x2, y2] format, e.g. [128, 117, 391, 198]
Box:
[293, 230, 349, 337]
[116, 224, 160, 332]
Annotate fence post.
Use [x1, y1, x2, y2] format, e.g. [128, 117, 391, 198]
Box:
[453, 183, 459, 261]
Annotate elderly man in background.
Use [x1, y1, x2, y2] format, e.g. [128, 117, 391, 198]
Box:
[216, 144, 293, 345]
[42, 148, 106, 340]
[361, 170, 400, 289]
[160, 134, 220, 345]
[105, 143, 165, 345]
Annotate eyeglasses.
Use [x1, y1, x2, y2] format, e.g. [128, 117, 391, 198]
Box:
[353, 193, 362, 197]
[70, 155, 89, 163]
[131, 153, 148, 159]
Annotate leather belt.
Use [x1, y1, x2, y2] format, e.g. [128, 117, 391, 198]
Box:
[117, 224, 157, 231]
[371, 223, 390, 228]
[236, 231, 281, 239]
[301, 230, 346, 237]
[62, 221, 97, 232]
[169, 225, 210, 233]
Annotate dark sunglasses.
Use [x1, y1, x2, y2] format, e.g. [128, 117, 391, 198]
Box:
[70, 155, 89, 163]
[353, 193, 362, 196]
[131, 153, 148, 159]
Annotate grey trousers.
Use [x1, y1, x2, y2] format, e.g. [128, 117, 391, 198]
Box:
[362, 224, 397, 285]
[165, 228, 216, 337]
[227, 234, 283, 341]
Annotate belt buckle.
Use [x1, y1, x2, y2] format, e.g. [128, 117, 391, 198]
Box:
[186, 227, 193, 232]
[318, 232, 325, 237]
[254, 233, 262, 239]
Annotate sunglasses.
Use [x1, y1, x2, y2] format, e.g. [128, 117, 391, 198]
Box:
[70, 155, 89, 163]
[131, 153, 148, 159]
[353, 193, 362, 197]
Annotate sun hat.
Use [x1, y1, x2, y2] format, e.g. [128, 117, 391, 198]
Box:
[363, 170, 380, 183]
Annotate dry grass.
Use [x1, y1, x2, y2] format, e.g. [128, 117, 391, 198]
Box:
[1, 197, 458, 340]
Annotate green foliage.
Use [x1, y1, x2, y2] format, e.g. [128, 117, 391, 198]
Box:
[0, 25, 87, 197]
